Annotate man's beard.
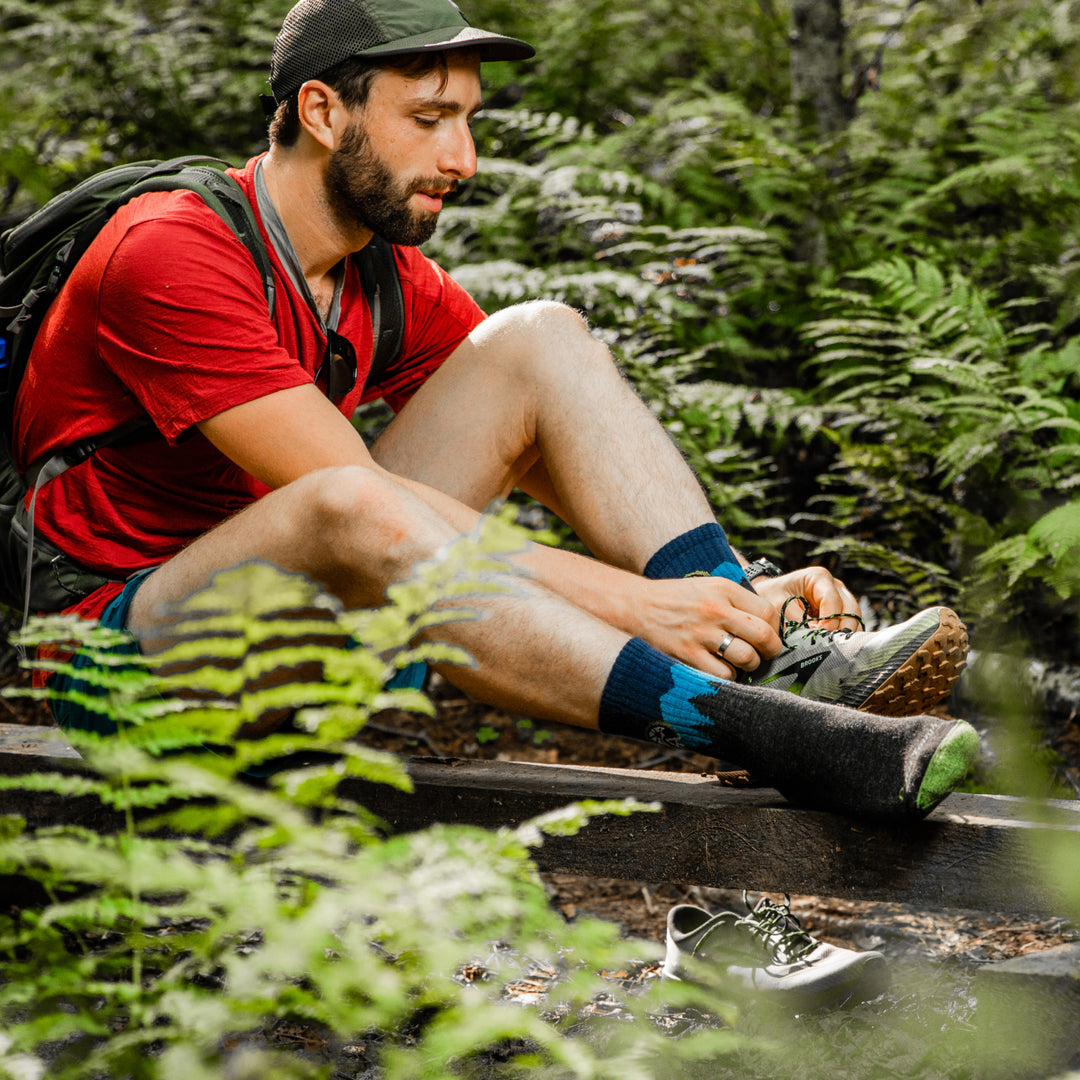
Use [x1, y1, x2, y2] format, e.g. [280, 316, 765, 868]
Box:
[325, 121, 455, 247]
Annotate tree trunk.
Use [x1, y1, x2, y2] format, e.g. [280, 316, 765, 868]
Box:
[789, 0, 847, 138]
[788, 0, 847, 265]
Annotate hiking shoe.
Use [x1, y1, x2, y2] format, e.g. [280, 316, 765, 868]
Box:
[748, 602, 968, 717]
[663, 896, 888, 1011]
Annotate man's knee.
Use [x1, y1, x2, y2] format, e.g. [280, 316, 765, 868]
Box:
[477, 300, 622, 393]
[487, 299, 592, 344]
[130, 465, 440, 642]
[481, 298, 600, 356]
[303, 465, 419, 555]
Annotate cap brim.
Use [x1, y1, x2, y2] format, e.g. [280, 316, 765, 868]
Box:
[358, 25, 535, 62]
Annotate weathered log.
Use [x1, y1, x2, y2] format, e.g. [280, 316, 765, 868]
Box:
[3, 723, 1078, 916]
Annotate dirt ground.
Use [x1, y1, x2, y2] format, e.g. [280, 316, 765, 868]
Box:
[3, 655, 1077, 963]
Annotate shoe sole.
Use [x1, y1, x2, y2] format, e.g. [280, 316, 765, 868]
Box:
[853, 608, 969, 717]
[671, 952, 890, 1012]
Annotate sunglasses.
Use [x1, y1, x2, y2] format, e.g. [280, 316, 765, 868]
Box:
[316, 328, 359, 404]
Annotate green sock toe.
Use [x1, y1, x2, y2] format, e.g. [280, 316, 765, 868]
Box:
[916, 721, 980, 812]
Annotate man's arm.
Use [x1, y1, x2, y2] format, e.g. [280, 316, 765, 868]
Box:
[198, 382, 785, 679]
[518, 451, 861, 635]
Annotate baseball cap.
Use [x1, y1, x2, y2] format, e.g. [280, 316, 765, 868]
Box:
[269, 0, 535, 104]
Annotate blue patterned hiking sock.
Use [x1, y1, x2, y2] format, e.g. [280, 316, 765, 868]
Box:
[598, 637, 727, 752]
[597, 638, 980, 819]
[643, 523, 749, 587]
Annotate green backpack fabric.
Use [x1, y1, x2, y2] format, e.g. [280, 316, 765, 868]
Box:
[0, 155, 403, 616]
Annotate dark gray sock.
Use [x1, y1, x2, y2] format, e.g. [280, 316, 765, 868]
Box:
[688, 679, 977, 818]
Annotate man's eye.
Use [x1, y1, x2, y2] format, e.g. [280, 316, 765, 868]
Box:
[414, 116, 439, 128]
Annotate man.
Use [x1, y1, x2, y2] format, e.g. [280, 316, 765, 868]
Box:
[13, 0, 976, 822]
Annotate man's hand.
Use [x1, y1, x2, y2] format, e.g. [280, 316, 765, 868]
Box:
[622, 575, 785, 681]
[620, 566, 861, 680]
[753, 567, 862, 634]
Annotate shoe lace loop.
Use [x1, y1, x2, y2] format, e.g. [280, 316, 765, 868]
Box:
[736, 893, 817, 963]
[778, 596, 865, 648]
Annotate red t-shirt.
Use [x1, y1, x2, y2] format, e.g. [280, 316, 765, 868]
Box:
[14, 154, 486, 620]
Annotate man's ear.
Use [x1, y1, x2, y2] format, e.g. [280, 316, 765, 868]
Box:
[296, 80, 350, 151]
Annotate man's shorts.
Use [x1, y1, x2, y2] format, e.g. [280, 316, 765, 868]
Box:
[48, 568, 155, 736]
[48, 568, 428, 736]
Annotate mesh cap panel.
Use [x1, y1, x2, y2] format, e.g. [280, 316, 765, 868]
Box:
[271, 0, 387, 101]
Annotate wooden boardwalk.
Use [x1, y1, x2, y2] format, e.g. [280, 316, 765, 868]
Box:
[3, 722, 1079, 915]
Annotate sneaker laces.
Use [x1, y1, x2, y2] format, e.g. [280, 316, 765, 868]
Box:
[734, 893, 818, 964]
[778, 596, 865, 648]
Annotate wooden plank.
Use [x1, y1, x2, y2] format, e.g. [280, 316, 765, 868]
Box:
[0, 722, 82, 763]
[342, 758, 1080, 916]
[3, 723, 1079, 915]
[0, 723, 125, 836]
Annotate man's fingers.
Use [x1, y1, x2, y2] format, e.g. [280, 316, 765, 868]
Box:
[809, 609, 862, 632]
[691, 650, 738, 681]
[715, 632, 762, 671]
[802, 575, 862, 632]
[756, 568, 863, 633]
[710, 611, 781, 659]
[634, 575, 783, 672]
[692, 634, 761, 679]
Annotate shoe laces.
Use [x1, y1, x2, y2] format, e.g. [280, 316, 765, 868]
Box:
[778, 596, 865, 648]
[735, 893, 818, 964]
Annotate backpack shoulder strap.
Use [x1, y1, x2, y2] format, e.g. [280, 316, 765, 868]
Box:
[119, 162, 277, 320]
[353, 235, 404, 387]
[5, 158, 280, 494]
[0, 157, 277, 423]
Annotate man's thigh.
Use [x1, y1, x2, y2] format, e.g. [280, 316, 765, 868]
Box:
[369, 304, 578, 508]
[127, 465, 434, 647]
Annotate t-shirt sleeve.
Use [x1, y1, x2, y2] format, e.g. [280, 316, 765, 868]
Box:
[365, 246, 486, 413]
[95, 192, 311, 442]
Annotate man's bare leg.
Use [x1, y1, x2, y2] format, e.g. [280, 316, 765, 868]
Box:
[123, 463, 978, 821]
[371, 300, 714, 573]
[123, 452, 977, 820]
[373, 299, 863, 640]
[127, 464, 625, 726]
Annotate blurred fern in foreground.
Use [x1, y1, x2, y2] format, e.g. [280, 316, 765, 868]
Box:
[0, 512, 683, 1080]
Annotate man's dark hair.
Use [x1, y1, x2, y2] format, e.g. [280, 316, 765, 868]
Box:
[269, 52, 452, 147]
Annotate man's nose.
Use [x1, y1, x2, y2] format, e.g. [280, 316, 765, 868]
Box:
[439, 120, 477, 180]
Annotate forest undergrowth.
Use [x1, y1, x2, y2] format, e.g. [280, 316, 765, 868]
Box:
[2, 1, 1080, 1077]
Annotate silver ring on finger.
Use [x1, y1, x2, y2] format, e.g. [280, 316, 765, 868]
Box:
[716, 633, 735, 657]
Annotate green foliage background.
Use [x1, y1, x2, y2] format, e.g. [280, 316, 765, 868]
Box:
[5, 0, 1080, 652]
[3, 1, 1080, 1076]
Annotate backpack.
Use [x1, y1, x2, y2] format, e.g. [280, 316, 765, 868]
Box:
[0, 155, 404, 617]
